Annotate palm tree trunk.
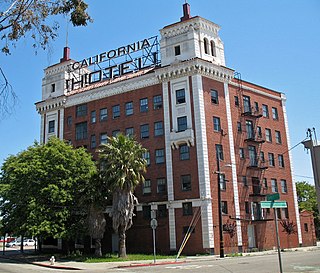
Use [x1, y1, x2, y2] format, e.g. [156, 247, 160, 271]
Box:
[95, 238, 102, 257]
[118, 225, 127, 258]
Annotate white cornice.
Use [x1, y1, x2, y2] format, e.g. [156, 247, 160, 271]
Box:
[156, 59, 234, 83]
[35, 96, 67, 114]
[230, 81, 282, 100]
[160, 17, 220, 39]
[65, 72, 159, 107]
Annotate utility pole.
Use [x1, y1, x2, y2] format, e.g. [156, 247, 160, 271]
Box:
[302, 128, 320, 216]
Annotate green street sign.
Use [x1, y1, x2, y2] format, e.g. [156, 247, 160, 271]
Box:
[267, 193, 280, 201]
[260, 201, 287, 209]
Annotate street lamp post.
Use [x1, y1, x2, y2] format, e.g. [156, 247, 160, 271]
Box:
[216, 153, 224, 258]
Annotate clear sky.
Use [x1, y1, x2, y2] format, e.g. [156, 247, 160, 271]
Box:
[0, 0, 319, 184]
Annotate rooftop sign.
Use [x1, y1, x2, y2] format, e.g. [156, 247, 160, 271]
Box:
[66, 36, 160, 91]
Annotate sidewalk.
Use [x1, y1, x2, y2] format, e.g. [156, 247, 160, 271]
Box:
[2, 243, 320, 271]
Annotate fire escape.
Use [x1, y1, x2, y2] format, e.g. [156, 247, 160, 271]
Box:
[235, 72, 268, 221]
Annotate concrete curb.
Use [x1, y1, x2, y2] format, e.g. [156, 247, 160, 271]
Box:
[32, 262, 82, 270]
[118, 260, 186, 268]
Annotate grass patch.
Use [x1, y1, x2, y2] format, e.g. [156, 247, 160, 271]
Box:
[84, 254, 178, 263]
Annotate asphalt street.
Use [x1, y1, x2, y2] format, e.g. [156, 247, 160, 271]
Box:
[0, 247, 320, 273]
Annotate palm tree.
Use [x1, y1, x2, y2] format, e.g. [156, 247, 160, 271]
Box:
[98, 134, 147, 258]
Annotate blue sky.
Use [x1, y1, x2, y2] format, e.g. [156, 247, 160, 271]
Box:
[0, 0, 319, 184]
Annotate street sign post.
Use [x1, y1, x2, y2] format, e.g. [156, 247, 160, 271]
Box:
[260, 200, 287, 273]
[260, 201, 287, 209]
[150, 216, 158, 264]
[266, 193, 280, 201]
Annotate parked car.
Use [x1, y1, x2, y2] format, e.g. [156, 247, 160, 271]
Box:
[0, 237, 15, 243]
[6, 239, 21, 247]
[23, 239, 35, 246]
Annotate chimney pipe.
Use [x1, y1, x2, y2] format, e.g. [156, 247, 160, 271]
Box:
[60, 47, 70, 63]
[180, 3, 191, 22]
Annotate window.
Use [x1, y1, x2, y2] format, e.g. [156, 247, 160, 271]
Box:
[91, 110, 96, 123]
[281, 179, 287, 193]
[263, 178, 268, 188]
[242, 176, 248, 186]
[176, 89, 186, 104]
[155, 149, 165, 164]
[246, 120, 254, 139]
[245, 202, 250, 214]
[272, 107, 279, 120]
[221, 201, 228, 214]
[140, 124, 149, 139]
[140, 98, 148, 112]
[243, 96, 251, 113]
[254, 102, 259, 112]
[213, 116, 221, 132]
[304, 223, 309, 232]
[158, 204, 167, 218]
[268, 153, 275, 167]
[265, 128, 272, 142]
[48, 120, 55, 133]
[177, 116, 187, 132]
[90, 135, 96, 149]
[75, 122, 87, 140]
[260, 151, 265, 162]
[279, 208, 289, 219]
[237, 122, 242, 132]
[204, 38, 209, 54]
[143, 180, 151, 194]
[240, 148, 245, 159]
[262, 104, 269, 118]
[275, 131, 282, 144]
[234, 96, 239, 107]
[112, 105, 120, 119]
[154, 121, 164, 136]
[278, 154, 285, 168]
[180, 144, 190, 160]
[100, 108, 107, 121]
[125, 127, 134, 137]
[51, 83, 55, 93]
[174, 45, 181, 56]
[182, 202, 193, 216]
[157, 178, 166, 194]
[257, 126, 262, 138]
[76, 104, 87, 117]
[153, 95, 163, 110]
[211, 89, 219, 104]
[181, 174, 191, 191]
[183, 226, 195, 234]
[219, 174, 226, 191]
[112, 130, 120, 137]
[143, 205, 151, 219]
[125, 102, 133, 116]
[67, 116, 72, 126]
[215, 144, 224, 161]
[100, 133, 108, 144]
[210, 40, 216, 56]
[143, 150, 150, 166]
[271, 179, 278, 193]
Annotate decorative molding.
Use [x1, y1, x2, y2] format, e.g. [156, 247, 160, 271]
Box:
[224, 82, 243, 247]
[160, 16, 220, 39]
[156, 59, 234, 83]
[35, 96, 67, 114]
[230, 81, 282, 100]
[281, 93, 302, 245]
[65, 72, 159, 107]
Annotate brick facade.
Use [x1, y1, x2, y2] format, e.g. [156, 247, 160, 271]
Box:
[36, 3, 314, 255]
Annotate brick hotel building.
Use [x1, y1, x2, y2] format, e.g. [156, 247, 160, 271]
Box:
[36, 4, 315, 254]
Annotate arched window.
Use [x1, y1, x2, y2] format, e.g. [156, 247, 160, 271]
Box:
[204, 38, 209, 54]
[210, 40, 216, 56]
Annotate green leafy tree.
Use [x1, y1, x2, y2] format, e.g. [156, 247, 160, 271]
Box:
[0, 0, 92, 118]
[296, 181, 319, 237]
[98, 134, 147, 258]
[0, 137, 96, 245]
